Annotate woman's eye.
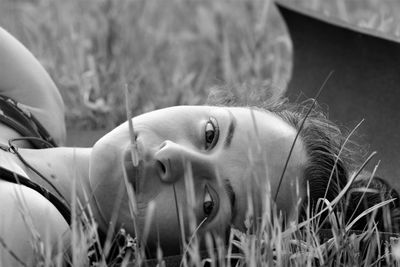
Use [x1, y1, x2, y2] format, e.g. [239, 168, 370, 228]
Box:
[204, 117, 219, 150]
[203, 187, 214, 216]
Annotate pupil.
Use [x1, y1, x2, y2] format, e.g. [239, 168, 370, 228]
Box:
[203, 201, 214, 215]
[206, 131, 214, 143]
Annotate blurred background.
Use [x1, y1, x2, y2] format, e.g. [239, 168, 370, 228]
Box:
[0, 0, 399, 132]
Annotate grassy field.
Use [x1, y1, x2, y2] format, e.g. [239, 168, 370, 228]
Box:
[1, 0, 400, 266]
[0, 0, 291, 130]
[0, 0, 397, 132]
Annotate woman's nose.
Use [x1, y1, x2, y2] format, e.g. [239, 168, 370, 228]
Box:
[154, 140, 207, 183]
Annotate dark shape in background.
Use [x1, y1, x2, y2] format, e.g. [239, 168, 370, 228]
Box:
[276, 1, 400, 187]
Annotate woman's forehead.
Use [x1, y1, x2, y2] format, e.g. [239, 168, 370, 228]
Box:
[154, 105, 283, 127]
[212, 106, 308, 226]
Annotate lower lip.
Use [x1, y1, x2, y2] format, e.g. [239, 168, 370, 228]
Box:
[124, 147, 142, 192]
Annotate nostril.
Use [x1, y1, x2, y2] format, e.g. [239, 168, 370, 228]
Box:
[157, 160, 166, 175]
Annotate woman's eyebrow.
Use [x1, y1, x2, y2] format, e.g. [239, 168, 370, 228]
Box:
[224, 179, 236, 219]
[224, 109, 237, 148]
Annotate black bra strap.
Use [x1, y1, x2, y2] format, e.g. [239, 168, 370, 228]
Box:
[0, 95, 57, 148]
[0, 166, 71, 223]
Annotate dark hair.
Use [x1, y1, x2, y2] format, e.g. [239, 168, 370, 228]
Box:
[273, 100, 349, 224]
[273, 101, 400, 233]
[206, 84, 400, 232]
[345, 175, 400, 233]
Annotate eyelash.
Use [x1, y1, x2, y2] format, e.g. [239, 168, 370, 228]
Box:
[203, 185, 218, 221]
[204, 117, 219, 150]
[203, 186, 214, 217]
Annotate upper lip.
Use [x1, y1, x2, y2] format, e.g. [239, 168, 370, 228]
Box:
[123, 140, 143, 193]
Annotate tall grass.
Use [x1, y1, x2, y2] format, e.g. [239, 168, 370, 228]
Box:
[1, 0, 400, 266]
[1, 0, 399, 130]
[0, 0, 291, 130]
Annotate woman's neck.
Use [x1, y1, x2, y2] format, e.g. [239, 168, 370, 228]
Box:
[15, 147, 106, 227]
[17, 147, 90, 199]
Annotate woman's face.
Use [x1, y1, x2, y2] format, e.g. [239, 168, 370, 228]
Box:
[90, 106, 307, 256]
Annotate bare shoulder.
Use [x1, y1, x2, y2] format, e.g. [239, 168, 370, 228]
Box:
[0, 27, 66, 145]
[0, 180, 70, 265]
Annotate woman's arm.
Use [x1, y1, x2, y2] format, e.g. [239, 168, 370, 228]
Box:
[0, 27, 66, 145]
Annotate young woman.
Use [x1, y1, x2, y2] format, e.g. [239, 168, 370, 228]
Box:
[0, 27, 398, 266]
